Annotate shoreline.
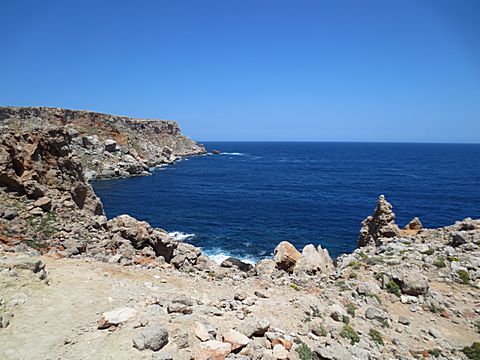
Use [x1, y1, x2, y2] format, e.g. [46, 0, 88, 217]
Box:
[1, 108, 479, 359]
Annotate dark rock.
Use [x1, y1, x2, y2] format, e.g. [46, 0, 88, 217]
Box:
[133, 324, 169, 351]
[220, 257, 253, 272]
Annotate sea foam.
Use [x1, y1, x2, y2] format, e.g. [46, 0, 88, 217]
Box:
[168, 231, 196, 241]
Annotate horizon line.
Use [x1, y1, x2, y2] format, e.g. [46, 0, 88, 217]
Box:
[197, 140, 480, 145]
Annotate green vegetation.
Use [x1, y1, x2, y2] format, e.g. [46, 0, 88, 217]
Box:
[380, 318, 390, 328]
[346, 303, 356, 318]
[340, 324, 360, 345]
[448, 255, 459, 262]
[357, 251, 368, 260]
[342, 315, 350, 325]
[369, 329, 384, 346]
[426, 303, 445, 314]
[348, 260, 362, 269]
[316, 325, 328, 337]
[366, 256, 384, 266]
[421, 248, 435, 255]
[290, 283, 301, 291]
[457, 269, 470, 285]
[462, 342, 480, 360]
[428, 348, 442, 357]
[349, 272, 358, 279]
[295, 343, 312, 360]
[386, 280, 401, 297]
[475, 320, 480, 333]
[433, 257, 446, 268]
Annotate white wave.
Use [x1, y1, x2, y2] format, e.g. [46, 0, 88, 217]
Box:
[221, 152, 246, 156]
[203, 248, 258, 265]
[168, 231, 196, 241]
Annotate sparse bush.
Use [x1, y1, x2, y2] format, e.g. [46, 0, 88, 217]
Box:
[433, 257, 446, 268]
[422, 248, 435, 255]
[348, 260, 361, 269]
[346, 303, 356, 318]
[291, 283, 301, 291]
[296, 343, 312, 360]
[366, 256, 384, 265]
[357, 251, 368, 260]
[369, 329, 384, 346]
[315, 325, 328, 337]
[349, 272, 357, 279]
[457, 269, 470, 285]
[428, 348, 442, 357]
[386, 280, 401, 297]
[462, 342, 480, 360]
[340, 324, 359, 344]
[342, 315, 350, 325]
[448, 255, 459, 262]
[475, 320, 480, 334]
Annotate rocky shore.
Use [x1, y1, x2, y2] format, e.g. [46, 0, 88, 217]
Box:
[0, 109, 479, 360]
[0, 106, 206, 180]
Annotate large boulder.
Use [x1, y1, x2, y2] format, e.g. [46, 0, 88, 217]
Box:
[385, 267, 429, 296]
[221, 329, 250, 351]
[273, 241, 301, 272]
[294, 244, 333, 275]
[358, 195, 400, 247]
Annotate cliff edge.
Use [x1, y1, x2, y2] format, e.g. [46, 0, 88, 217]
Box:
[0, 106, 206, 179]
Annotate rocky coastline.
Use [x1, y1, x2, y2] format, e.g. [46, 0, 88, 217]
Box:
[0, 108, 479, 360]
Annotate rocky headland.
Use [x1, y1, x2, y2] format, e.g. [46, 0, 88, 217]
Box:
[0, 108, 479, 360]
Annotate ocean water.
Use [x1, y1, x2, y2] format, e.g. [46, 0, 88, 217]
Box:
[93, 142, 480, 262]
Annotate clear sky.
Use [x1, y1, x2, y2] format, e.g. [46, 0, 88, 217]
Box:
[1, 0, 479, 142]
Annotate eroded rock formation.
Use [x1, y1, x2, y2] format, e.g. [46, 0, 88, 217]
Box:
[358, 194, 401, 247]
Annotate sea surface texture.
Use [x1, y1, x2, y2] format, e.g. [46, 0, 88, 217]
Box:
[93, 142, 480, 262]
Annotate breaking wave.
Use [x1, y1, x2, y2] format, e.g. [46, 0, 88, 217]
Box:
[168, 231, 196, 241]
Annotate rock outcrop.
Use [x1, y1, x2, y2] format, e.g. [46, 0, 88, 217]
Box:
[0, 106, 206, 179]
[358, 195, 401, 247]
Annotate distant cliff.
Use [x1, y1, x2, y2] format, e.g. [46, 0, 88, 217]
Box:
[0, 106, 206, 179]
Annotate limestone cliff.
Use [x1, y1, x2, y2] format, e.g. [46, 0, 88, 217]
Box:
[0, 106, 206, 179]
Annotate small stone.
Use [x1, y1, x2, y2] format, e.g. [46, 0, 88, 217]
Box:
[167, 296, 194, 314]
[398, 316, 411, 325]
[133, 324, 169, 351]
[33, 197, 52, 212]
[98, 307, 137, 329]
[193, 340, 231, 360]
[194, 322, 210, 342]
[272, 344, 288, 359]
[271, 338, 292, 351]
[222, 329, 250, 351]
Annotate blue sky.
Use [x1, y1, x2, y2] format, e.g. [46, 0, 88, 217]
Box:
[1, 0, 479, 142]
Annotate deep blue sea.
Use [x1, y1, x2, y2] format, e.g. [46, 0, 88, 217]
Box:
[93, 142, 480, 263]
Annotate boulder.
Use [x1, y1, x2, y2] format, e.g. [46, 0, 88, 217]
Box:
[167, 296, 194, 314]
[386, 267, 429, 296]
[193, 340, 231, 360]
[358, 195, 400, 247]
[104, 139, 117, 152]
[273, 241, 301, 272]
[193, 322, 211, 342]
[404, 217, 422, 231]
[272, 344, 288, 359]
[33, 196, 52, 212]
[221, 329, 250, 351]
[255, 259, 276, 277]
[82, 135, 100, 149]
[220, 257, 253, 272]
[212, 150, 221, 154]
[237, 318, 270, 338]
[133, 324, 169, 351]
[293, 244, 333, 275]
[98, 307, 137, 329]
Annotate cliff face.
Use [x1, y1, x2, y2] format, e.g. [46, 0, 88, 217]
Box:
[0, 107, 206, 179]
